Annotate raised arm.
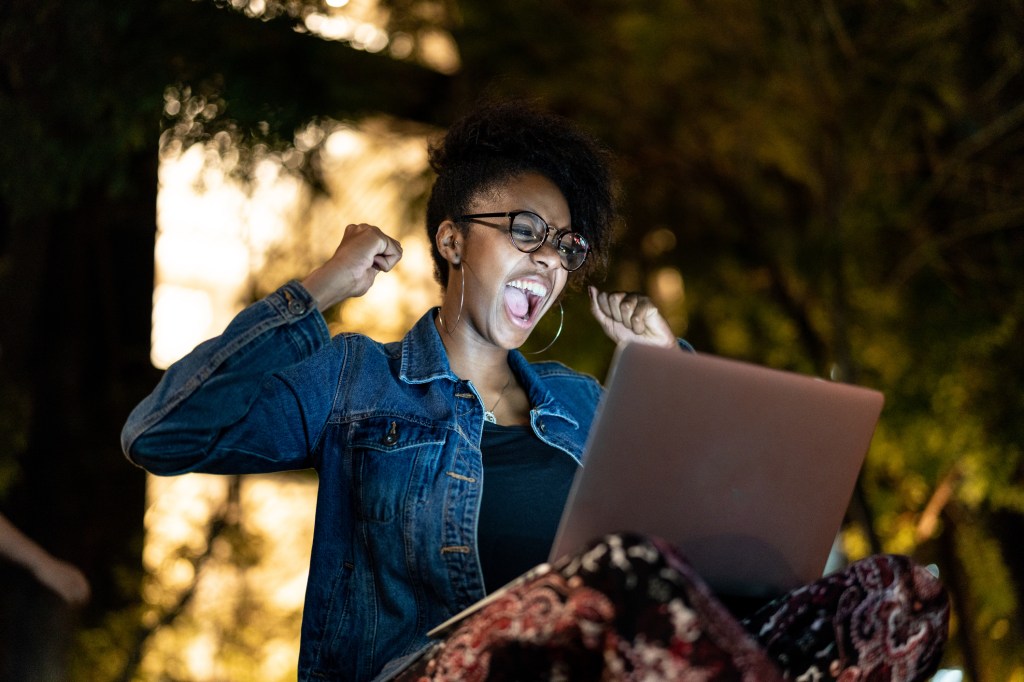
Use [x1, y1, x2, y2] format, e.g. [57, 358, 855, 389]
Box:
[122, 224, 403, 476]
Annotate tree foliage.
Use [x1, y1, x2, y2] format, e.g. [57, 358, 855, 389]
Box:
[0, 0, 447, 677]
[441, 1, 1023, 677]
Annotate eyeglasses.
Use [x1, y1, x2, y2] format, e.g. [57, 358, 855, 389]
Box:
[456, 211, 590, 272]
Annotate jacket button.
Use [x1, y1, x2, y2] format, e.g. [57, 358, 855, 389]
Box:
[538, 421, 546, 433]
[288, 298, 307, 315]
[383, 421, 398, 445]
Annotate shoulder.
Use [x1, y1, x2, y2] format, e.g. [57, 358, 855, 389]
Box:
[275, 330, 394, 383]
[330, 331, 400, 357]
[528, 360, 603, 403]
[530, 360, 600, 384]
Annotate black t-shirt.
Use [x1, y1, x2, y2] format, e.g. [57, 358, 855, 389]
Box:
[476, 422, 579, 593]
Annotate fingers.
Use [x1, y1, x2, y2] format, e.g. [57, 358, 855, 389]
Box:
[589, 286, 678, 348]
[589, 287, 650, 335]
[337, 223, 404, 275]
[373, 233, 403, 272]
[303, 223, 403, 309]
[342, 223, 402, 265]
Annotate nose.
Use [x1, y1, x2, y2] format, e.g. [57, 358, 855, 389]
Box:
[530, 234, 562, 269]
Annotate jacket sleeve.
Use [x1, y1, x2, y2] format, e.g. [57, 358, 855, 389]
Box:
[121, 280, 336, 476]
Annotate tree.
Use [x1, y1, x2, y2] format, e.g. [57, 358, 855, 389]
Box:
[0, 0, 449, 676]
[440, 0, 1024, 677]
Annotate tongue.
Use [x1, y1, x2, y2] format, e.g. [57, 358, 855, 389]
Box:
[504, 286, 529, 319]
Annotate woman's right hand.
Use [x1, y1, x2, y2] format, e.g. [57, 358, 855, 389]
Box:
[301, 223, 403, 311]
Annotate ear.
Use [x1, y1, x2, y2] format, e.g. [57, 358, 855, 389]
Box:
[436, 220, 462, 267]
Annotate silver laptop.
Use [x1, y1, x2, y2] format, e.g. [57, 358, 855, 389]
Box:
[547, 343, 884, 599]
[428, 343, 883, 637]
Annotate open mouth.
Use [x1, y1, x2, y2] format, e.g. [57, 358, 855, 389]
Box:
[503, 278, 548, 326]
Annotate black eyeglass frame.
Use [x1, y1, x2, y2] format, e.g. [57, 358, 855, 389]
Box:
[455, 211, 590, 272]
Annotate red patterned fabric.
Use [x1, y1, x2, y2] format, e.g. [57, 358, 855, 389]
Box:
[744, 553, 949, 681]
[392, 534, 948, 681]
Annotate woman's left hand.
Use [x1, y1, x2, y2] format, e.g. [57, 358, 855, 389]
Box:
[588, 287, 677, 349]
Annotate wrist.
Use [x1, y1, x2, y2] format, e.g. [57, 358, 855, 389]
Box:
[301, 266, 351, 312]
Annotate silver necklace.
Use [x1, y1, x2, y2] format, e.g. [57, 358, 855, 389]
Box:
[483, 374, 513, 424]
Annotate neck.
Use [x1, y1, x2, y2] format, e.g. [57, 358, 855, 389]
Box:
[434, 311, 514, 392]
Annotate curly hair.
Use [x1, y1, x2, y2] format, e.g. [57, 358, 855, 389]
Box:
[425, 101, 617, 288]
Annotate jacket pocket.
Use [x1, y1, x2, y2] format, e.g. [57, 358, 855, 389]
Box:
[348, 416, 444, 522]
[310, 559, 355, 677]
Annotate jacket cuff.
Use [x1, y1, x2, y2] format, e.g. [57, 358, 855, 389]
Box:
[271, 280, 320, 321]
[677, 338, 696, 353]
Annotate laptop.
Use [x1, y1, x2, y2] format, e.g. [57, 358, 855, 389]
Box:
[428, 343, 883, 636]
[548, 343, 884, 599]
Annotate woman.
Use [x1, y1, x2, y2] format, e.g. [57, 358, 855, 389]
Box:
[122, 103, 947, 681]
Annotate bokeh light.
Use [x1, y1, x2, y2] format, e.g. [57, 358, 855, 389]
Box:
[143, 113, 437, 678]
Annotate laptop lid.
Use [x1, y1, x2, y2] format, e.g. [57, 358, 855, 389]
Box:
[547, 343, 884, 599]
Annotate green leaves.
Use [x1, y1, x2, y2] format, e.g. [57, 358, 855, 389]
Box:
[452, 1, 1024, 676]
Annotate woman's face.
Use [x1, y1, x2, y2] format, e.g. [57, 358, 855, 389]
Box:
[449, 171, 570, 350]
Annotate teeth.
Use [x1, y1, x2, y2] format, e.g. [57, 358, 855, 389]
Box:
[507, 279, 548, 297]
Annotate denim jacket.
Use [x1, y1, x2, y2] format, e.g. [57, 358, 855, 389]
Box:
[121, 281, 606, 681]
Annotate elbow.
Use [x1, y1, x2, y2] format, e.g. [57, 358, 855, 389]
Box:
[121, 427, 212, 476]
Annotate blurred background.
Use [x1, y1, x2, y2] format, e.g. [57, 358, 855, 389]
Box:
[0, 0, 1021, 679]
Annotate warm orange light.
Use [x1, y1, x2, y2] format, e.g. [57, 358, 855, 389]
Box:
[143, 117, 438, 679]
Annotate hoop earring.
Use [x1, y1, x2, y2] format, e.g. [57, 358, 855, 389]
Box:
[438, 265, 464, 336]
[526, 301, 563, 355]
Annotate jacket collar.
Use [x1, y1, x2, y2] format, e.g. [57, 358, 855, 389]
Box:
[397, 309, 579, 427]
[508, 350, 579, 427]
[398, 309, 460, 384]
